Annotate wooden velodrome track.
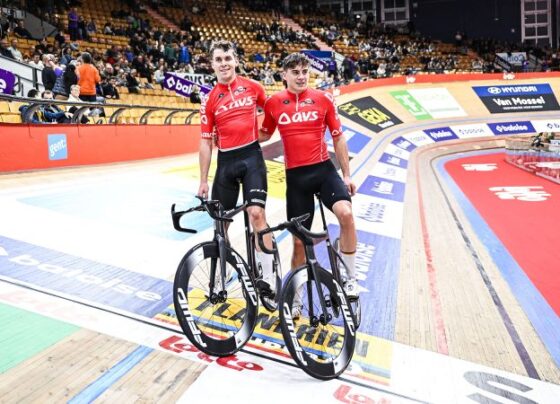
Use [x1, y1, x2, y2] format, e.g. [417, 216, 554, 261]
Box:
[0, 76, 559, 403]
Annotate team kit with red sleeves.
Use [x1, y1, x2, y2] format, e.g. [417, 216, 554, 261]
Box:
[261, 87, 351, 229]
[200, 76, 268, 210]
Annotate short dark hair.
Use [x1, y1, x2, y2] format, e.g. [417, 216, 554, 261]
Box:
[209, 40, 237, 60]
[282, 53, 310, 70]
[27, 89, 39, 98]
[81, 51, 92, 64]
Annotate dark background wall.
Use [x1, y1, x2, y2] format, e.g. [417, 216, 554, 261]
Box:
[410, 0, 522, 43]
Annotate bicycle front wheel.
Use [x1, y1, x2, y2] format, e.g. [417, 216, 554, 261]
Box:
[279, 265, 357, 380]
[173, 241, 258, 356]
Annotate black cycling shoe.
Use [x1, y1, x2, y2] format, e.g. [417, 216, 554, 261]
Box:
[255, 279, 275, 299]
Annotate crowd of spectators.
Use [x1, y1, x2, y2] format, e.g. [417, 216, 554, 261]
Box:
[2, 0, 560, 116]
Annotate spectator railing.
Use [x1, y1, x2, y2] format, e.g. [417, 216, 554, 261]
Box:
[0, 93, 199, 125]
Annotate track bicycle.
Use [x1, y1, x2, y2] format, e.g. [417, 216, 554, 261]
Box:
[171, 196, 282, 356]
[257, 195, 360, 380]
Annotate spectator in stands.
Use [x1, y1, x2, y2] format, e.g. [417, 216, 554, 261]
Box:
[153, 65, 166, 87]
[19, 89, 45, 123]
[63, 63, 79, 98]
[41, 54, 57, 90]
[103, 22, 114, 35]
[67, 85, 102, 123]
[86, 19, 97, 36]
[189, 85, 202, 104]
[29, 53, 44, 69]
[55, 29, 66, 47]
[78, 16, 89, 41]
[0, 38, 14, 59]
[14, 20, 33, 39]
[34, 37, 48, 55]
[68, 8, 79, 41]
[77, 52, 100, 102]
[41, 90, 72, 123]
[101, 76, 120, 100]
[7, 39, 22, 62]
[52, 64, 69, 99]
[126, 69, 141, 93]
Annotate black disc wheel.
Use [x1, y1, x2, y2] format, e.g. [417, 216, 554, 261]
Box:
[279, 265, 357, 380]
[173, 241, 258, 356]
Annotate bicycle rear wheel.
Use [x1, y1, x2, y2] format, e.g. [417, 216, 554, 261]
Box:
[279, 265, 356, 380]
[173, 241, 258, 356]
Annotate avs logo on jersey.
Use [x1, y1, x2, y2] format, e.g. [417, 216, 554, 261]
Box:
[283, 99, 290, 104]
[234, 86, 247, 95]
[278, 111, 319, 124]
[218, 93, 225, 98]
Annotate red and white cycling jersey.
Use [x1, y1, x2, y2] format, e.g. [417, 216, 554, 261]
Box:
[261, 88, 343, 169]
[200, 76, 266, 151]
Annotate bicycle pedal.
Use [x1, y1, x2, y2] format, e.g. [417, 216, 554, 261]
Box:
[255, 279, 275, 297]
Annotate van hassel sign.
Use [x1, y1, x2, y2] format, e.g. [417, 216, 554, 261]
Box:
[338, 96, 402, 132]
[472, 84, 559, 113]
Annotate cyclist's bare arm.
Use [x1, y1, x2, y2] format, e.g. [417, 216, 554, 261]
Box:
[198, 138, 213, 198]
[333, 134, 356, 196]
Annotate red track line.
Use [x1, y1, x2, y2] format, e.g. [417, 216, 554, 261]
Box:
[413, 138, 499, 355]
[415, 146, 449, 355]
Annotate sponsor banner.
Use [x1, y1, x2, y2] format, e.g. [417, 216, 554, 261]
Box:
[163, 73, 211, 97]
[47, 134, 68, 161]
[326, 126, 371, 158]
[496, 52, 527, 66]
[391, 341, 560, 404]
[379, 153, 408, 169]
[301, 50, 328, 72]
[406, 88, 467, 119]
[390, 90, 432, 120]
[371, 161, 408, 183]
[530, 119, 560, 133]
[0, 67, 16, 94]
[473, 84, 560, 113]
[174, 72, 209, 86]
[338, 97, 402, 133]
[358, 175, 406, 202]
[488, 121, 536, 135]
[383, 143, 411, 161]
[0, 235, 172, 317]
[351, 193, 403, 240]
[450, 123, 494, 139]
[402, 130, 435, 147]
[315, 225, 401, 339]
[391, 136, 417, 152]
[424, 127, 460, 142]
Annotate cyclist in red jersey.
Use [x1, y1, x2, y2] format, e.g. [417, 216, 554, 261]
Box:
[198, 40, 275, 292]
[259, 53, 359, 302]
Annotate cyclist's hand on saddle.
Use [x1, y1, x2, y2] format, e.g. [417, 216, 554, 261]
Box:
[343, 176, 356, 196]
[197, 182, 209, 199]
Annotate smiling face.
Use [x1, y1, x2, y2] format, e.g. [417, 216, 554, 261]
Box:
[283, 63, 309, 94]
[211, 48, 238, 85]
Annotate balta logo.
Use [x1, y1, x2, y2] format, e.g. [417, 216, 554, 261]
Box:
[496, 124, 528, 133]
[215, 96, 254, 115]
[233, 86, 247, 95]
[278, 111, 319, 124]
[299, 98, 315, 107]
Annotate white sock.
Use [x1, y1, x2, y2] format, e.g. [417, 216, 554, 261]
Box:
[341, 251, 356, 279]
[256, 250, 274, 283]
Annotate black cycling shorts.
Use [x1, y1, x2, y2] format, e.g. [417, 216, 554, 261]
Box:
[285, 160, 351, 230]
[212, 141, 268, 210]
